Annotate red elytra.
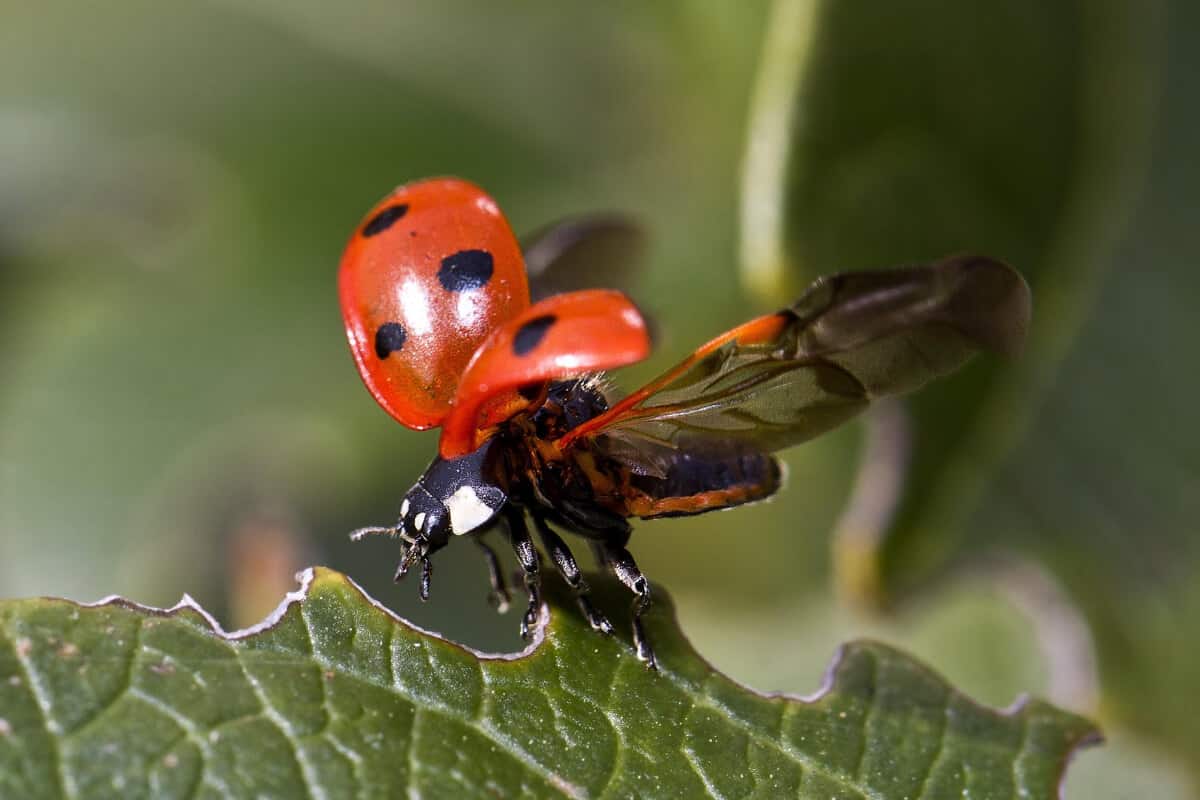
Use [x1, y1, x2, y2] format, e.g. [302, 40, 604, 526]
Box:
[338, 178, 530, 430]
[438, 289, 650, 458]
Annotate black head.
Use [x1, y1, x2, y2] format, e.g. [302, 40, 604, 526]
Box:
[399, 440, 506, 550]
[397, 483, 452, 552]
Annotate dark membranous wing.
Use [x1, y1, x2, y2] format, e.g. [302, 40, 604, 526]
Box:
[565, 255, 1031, 459]
[522, 214, 647, 302]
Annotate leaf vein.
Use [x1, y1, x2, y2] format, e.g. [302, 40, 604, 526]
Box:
[681, 744, 728, 800]
[850, 650, 879, 782]
[125, 686, 232, 798]
[407, 705, 423, 800]
[913, 694, 951, 800]
[237, 659, 324, 800]
[344, 654, 585, 799]
[8, 628, 72, 798]
[1010, 706, 1030, 799]
[686, 668, 887, 800]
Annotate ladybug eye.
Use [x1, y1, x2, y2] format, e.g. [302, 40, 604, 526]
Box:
[374, 322, 407, 359]
[438, 249, 494, 292]
[361, 204, 409, 237]
[512, 314, 556, 356]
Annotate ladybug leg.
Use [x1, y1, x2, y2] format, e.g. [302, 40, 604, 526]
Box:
[393, 537, 434, 603]
[503, 507, 542, 640]
[531, 513, 614, 635]
[472, 534, 511, 614]
[418, 555, 433, 602]
[602, 540, 658, 670]
[393, 540, 422, 583]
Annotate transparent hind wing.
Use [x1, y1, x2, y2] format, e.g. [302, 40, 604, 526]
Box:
[521, 214, 646, 302]
[561, 255, 1031, 455]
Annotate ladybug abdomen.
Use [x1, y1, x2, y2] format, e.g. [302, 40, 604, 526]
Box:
[622, 445, 782, 518]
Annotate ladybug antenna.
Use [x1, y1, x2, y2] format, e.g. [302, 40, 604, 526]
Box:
[348, 524, 400, 542]
[350, 524, 421, 547]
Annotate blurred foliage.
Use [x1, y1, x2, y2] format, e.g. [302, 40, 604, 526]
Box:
[0, 1, 1196, 796]
[738, 0, 1199, 788]
[0, 568, 1098, 798]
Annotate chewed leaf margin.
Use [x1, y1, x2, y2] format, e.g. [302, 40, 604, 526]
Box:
[0, 567, 1101, 799]
[78, 566, 547, 657]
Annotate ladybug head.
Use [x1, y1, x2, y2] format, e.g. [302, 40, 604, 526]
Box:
[402, 440, 507, 551]
[398, 484, 452, 552]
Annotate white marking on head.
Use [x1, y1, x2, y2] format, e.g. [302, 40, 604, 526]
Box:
[413, 512, 426, 531]
[400, 499, 410, 517]
[446, 486, 498, 535]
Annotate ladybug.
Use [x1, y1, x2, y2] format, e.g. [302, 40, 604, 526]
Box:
[340, 177, 1031, 669]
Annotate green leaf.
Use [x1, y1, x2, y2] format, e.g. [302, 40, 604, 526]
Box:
[0, 568, 1096, 798]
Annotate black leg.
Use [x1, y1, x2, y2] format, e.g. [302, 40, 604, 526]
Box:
[473, 536, 511, 613]
[418, 556, 433, 601]
[503, 507, 541, 640]
[393, 541, 422, 583]
[531, 514, 613, 635]
[603, 542, 658, 670]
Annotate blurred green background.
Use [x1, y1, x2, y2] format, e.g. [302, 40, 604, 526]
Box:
[1, 1, 1195, 796]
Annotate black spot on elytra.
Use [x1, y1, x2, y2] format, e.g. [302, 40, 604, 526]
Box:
[512, 315, 556, 356]
[374, 322, 407, 358]
[362, 204, 409, 237]
[438, 249, 494, 292]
